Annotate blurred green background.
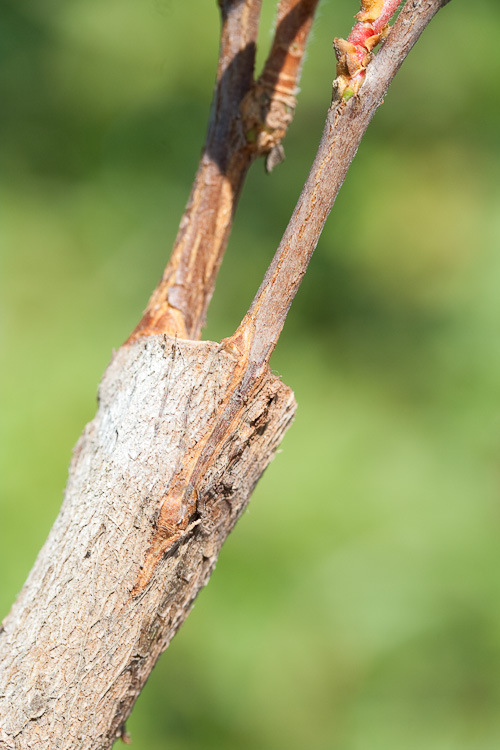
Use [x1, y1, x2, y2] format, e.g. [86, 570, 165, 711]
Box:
[2, 1, 500, 748]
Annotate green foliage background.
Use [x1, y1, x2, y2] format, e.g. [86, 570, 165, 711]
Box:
[1, 1, 500, 748]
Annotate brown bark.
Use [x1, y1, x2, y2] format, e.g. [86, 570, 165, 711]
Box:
[129, 0, 320, 342]
[0, 1, 453, 748]
[230, 0, 449, 370]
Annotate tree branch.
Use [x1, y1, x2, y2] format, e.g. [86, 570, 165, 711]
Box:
[0, 336, 296, 750]
[0, 1, 453, 747]
[226, 0, 452, 373]
[244, 0, 321, 171]
[129, 0, 320, 342]
[128, 0, 262, 341]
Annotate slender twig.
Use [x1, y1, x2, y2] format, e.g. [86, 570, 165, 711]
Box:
[225, 0, 453, 374]
[334, 0, 402, 97]
[129, 0, 320, 343]
[243, 0, 321, 171]
[129, 0, 263, 342]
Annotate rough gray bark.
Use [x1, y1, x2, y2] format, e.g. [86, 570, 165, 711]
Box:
[0, 1, 453, 747]
[0, 336, 295, 749]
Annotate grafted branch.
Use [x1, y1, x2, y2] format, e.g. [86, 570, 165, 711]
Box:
[130, 0, 320, 342]
[226, 0, 450, 374]
[243, 0, 321, 171]
[0, 1, 454, 748]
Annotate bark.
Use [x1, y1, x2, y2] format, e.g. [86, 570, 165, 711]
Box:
[0, 337, 295, 749]
[231, 0, 449, 367]
[129, 0, 320, 342]
[0, 1, 453, 747]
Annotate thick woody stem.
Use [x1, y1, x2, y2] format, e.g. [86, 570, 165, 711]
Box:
[0, 336, 297, 749]
[0, 3, 456, 746]
[226, 0, 453, 374]
[129, 0, 320, 343]
[243, 0, 321, 172]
